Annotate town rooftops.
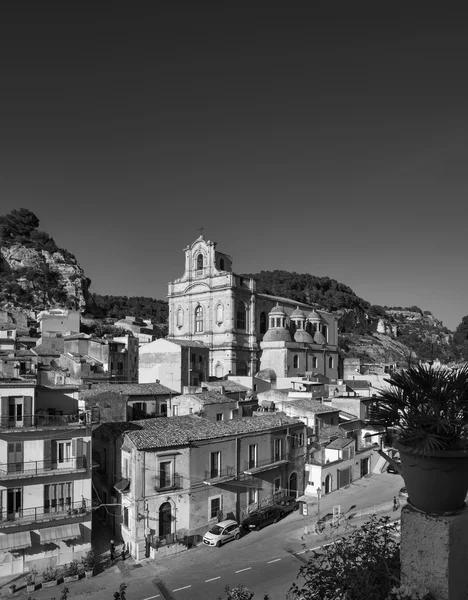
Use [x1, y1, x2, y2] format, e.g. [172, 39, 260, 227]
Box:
[79, 382, 176, 397]
[286, 398, 340, 414]
[164, 338, 209, 348]
[172, 391, 235, 405]
[105, 413, 303, 450]
[326, 436, 354, 450]
[344, 379, 371, 390]
[202, 380, 249, 393]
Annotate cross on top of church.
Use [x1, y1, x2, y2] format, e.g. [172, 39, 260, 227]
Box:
[198, 226, 204, 236]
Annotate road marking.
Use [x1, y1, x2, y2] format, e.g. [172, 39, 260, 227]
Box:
[205, 576, 221, 582]
[295, 550, 306, 555]
[142, 596, 160, 600]
[235, 567, 252, 573]
[267, 558, 281, 564]
[173, 585, 191, 592]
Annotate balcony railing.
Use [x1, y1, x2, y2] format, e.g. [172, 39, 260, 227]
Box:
[243, 454, 288, 473]
[154, 474, 183, 491]
[0, 498, 92, 526]
[0, 456, 87, 478]
[0, 411, 99, 429]
[204, 466, 236, 481]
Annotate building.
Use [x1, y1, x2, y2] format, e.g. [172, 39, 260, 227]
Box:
[37, 309, 80, 338]
[0, 324, 17, 352]
[93, 413, 306, 559]
[139, 338, 209, 392]
[0, 381, 93, 577]
[114, 316, 160, 345]
[170, 389, 240, 421]
[167, 235, 339, 381]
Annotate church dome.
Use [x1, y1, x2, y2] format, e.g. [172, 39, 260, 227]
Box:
[262, 328, 292, 343]
[308, 309, 322, 322]
[291, 306, 306, 319]
[294, 329, 314, 343]
[313, 331, 326, 345]
[255, 368, 277, 383]
[269, 304, 286, 316]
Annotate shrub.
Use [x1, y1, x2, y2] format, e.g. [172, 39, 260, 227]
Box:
[81, 549, 96, 571]
[64, 560, 80, 576]
[42, 566, 58, 582]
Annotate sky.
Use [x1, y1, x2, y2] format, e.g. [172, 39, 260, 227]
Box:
[1, 3, 467, 331]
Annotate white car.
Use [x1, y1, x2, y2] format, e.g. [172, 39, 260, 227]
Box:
[203, 519, 241, 547]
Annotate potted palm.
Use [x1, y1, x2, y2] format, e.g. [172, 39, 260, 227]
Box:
[81, 549, 96, 578]
[41, 565, 59, 588]
[26, 567, 37, 592]
[369, 364, 468, 514]
[63, 559, 80, 583]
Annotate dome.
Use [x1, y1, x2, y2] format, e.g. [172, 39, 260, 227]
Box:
[308, 309, 322, 322]
[294, 329, 314, 343]
[262, 328, 292, 343]
[291, 306, 306, 319]
[255, 368, 277, 382]
[269, 303, 286, 316]
[313, 331, 326, 345]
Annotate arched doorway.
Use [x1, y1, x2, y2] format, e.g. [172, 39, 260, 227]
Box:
[325, 474, 332, 495]
[289, 472, 297, 497]
[159, 502, 172, 537]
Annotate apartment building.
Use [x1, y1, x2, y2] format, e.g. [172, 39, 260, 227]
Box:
[0, 381, 93, 577]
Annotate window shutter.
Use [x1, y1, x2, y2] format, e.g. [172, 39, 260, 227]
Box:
[76, 438, 83, 468]
[44, 440, 52, 470]
[1, 397, 9, 427]
[23, 396, 32, 427]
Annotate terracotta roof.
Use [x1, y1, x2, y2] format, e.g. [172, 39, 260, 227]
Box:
[33, 346, 60, 356]
[113, 414, 303, 450]
[262, 329, 292, 343]
[313, 331, 326, 345]
[172, 391, 235, 405]
[286, 398, 340, 414]
[326, 437, 354, 450]
[79, 382, 176, 397]
[203, 381, 249, 393]
[294, 330, 314, 343]
[344, 380, 371, 390]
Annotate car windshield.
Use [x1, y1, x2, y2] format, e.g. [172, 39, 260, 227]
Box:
[209, 525, 223, 535]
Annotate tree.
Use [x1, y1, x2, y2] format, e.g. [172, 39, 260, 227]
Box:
[217, 585, 269, 600]
[288, 515, 400, 600]
[0, 208, 39, 242]
[113, 583, 127, 600]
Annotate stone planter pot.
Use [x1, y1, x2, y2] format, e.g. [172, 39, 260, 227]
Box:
[7, 584, 16, 594]
[64, 574, 80, 583]
[395, 440, 468, 514]
[85, 569, 94, 578]
[42, 579, 58, 588]
[26, 583, 36, 592]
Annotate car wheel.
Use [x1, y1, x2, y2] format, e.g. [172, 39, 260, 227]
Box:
[235, 532, 240, 540]
[256, 525, 260, 531]
[216, 540, 222, 548]
[293, 504, 299, 511]
[274, 516, 279, 524]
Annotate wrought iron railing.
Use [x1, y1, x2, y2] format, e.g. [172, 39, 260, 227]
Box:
[204, 466, 236, 480]
[154, 474, 183, 491]
[0, 411, 99, 429]
[0, 456, 87, 477]
[0, 498, 92, 525]
[243, 454, 287, 471]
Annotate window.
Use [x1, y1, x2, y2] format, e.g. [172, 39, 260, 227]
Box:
[7, 442, 23, 474]
[312, 356, 318, 369]
[237, 361, 248, 376]
[197, 253, 204, 270]
[216, 303, 224, 324]
[123, 456, 129, 479]
[328, 356, 333, 369]
[159, 461, 171, 488]
[195, 306, 203, 332]
[7, 488, 22, 516]
[210, 451, 221, 478]
[44, 482, 72, 513]
[216, 413, 223, 421]
[160, 403, 167, 416]
[177, 308, 184, 328]
[322, 325, 328, 341]
[236, 301, 247, 330]
[299, 433, 304, 447]
[7, 330, 12, 338]
[274, 439, 283, 462]
[215, 363, 223, 378]
[259, 312, 267, 335]
[293, 355, 298, 369]
[248, 488, 258, 505]
[349, 446, 355, 459]
[220, 258, 225, 270]
[58, 441, 72, 463]
[210, 496, 221, 519]
[123, 506, 129, 528]
[248, 444, 257, 469]
[274, 477, 281, 493]
[231, 409, 239, 419]
[173, 405, 179, 416]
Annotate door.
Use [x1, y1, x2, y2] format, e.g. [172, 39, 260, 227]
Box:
[8, 398, 23, 428]
[7, 488, 22, 520]
[289, 472, 298, 497]
[159, 502, 172, 537]
[7, 442, 23, 474]
[325, 474, 332, 494]
[360, 457, 369, 477]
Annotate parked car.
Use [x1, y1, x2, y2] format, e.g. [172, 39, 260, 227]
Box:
[386, 461, 402, 474]
[274, 495, 299, 517]
[242, 506, 281, 531]
[203, 519, 241, 547]
[399, 487, 408, 498]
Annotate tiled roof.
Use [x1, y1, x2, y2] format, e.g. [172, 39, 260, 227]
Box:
[165, 338, 209, 348]
[344, 380, 371, 389]
[0, 323, 16, 330]
[286, 398, 340, 414]
[202, 381, 249, 393]
[33, 346, 60, 356]
[117, 414, 303, 450]
[326, 437, 354, 450]
[172, 391, 235, 405]
[79, 382, 176, 398]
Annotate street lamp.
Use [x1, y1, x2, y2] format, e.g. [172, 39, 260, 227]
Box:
[317, 487, 322, 519]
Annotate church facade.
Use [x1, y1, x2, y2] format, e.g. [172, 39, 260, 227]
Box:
[167, 236, 339, 381]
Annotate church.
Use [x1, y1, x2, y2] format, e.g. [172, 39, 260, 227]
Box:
[167, 235, 339, 382]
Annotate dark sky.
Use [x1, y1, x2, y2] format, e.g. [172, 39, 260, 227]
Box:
[1, 3, 467, 330]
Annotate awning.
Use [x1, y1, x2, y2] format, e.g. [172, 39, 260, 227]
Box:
[39, 523, 81, 544]
[0, 531, 32, 551]
[243, 459, 288, 475]
[114, 478, 130, 493]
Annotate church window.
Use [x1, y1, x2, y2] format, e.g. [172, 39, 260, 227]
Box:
[322, 325, 328, 341]
[293, 355, 299, 369]
[195, 306, 204, 332]
[276, 317, 281, 327]
[216, 303, 224, 324]
[259, 312, 267, 335]
[176, 308, 184, 328]
[312, 356, 318, 369]
[237, 361, 248, 376]
[215, 363, 223, 378]
[328, 356, 333, 369]
[197, 253, 204, 270]
[237, 302, 247, 330]
[220, 258, 225, 270]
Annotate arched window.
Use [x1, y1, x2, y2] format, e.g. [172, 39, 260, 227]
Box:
[312, 356, 318, 369]
[237, 301, 247, 330]
[328, 356, 333, 369]
[195, 306, 203, 332]
[197, 254, 204, 270]
[260, 312, 267, 335]
[322, 324, 328, 341]
[237, 361, 248, 376]
[215, 363, 223, 378]
[220, 258, 225, 270]
[159, 502, 172, 537]
[176, 308, 184, 328]
[216, 303, 224, 324]
[293, 355, 299, 369]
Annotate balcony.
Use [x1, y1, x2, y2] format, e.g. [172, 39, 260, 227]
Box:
[203, 466, 237, 486]
[0, 499, 92, 529]
[0, 411, 98, 430]
[243, 454, 289, 475]
[154, 474, 183, 491]
[0, 456, 87, 479]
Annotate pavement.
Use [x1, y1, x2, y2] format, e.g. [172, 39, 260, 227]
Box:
[0, 472, 405, 599]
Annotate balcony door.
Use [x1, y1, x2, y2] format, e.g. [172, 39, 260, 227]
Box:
[159, 461, 171, 489]
[7, 442, 23, 474]
[8, 398, 23, 428]
[7, 488, 22, 520]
